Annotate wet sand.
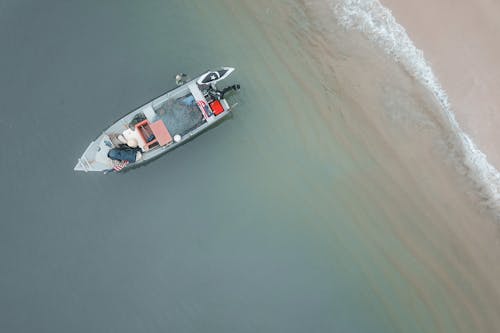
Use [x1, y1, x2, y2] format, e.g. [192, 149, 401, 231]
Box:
[381, 0, 500, 168]
[232, 0, 500, 330]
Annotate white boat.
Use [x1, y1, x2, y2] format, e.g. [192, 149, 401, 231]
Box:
[74, 67, 239, 173]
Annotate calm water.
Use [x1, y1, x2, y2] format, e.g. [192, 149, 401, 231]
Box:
[1, 1, 497, 332]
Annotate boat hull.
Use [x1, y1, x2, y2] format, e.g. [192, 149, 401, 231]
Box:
[74, 68, 237, 173]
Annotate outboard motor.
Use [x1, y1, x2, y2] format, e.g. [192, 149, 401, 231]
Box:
[220, 84, 241, 98]
[206, 84, 241, 101]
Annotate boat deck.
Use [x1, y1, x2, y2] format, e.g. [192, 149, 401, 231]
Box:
[155, 93, 205, 137]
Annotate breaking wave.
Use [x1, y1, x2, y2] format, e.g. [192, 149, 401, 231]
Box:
[332, 0, 500, 218]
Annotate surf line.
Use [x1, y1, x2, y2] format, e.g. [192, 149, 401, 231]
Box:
[332, 0, 500, 219]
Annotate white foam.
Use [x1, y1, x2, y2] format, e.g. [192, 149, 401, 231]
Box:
[332, 0, 500, 217]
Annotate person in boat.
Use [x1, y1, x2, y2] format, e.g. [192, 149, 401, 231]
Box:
[107, 138, 142, 163]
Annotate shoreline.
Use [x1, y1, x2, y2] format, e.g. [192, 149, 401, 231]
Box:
[380, 0, 500, 170]
[281, 0, 500, 329]
[333, 0, 500, 219]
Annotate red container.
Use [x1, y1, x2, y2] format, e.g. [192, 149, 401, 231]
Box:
[209, 100, 224, 116]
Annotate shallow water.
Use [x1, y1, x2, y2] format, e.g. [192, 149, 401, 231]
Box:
[1, 1, 499, 332]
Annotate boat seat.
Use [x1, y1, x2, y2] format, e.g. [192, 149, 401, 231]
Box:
[135, 119, 173, 150]
[143, 104, 157, 122]
[149, 120, 173, 146]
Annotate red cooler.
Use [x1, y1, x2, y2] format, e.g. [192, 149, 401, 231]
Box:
[209, 100, 224, 115]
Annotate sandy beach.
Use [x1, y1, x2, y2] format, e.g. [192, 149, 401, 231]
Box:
[381, 0, 500, 168]
[333, 1, 500, 330]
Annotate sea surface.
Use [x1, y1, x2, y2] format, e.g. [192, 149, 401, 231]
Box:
[1, 1, 499, 332]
